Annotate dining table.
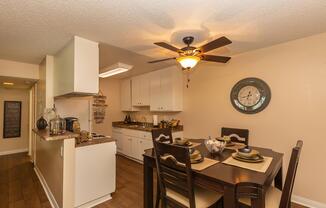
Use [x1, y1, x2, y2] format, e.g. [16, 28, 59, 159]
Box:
[143, 139, 283, 208]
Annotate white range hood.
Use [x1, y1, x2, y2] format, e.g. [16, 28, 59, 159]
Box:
[53, 36, 99, 97]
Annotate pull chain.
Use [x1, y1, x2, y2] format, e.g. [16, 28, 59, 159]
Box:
[186, 72, 191, 88]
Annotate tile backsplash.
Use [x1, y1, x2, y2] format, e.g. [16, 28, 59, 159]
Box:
[124, 110, 182, 124]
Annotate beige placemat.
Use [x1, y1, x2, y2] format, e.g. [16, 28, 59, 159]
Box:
[222, 156, 273, 173]
[191, 158, 219, 171]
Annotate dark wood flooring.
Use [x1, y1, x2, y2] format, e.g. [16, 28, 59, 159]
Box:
[0, 153, 307, 208]
[0, 152, 51, 208]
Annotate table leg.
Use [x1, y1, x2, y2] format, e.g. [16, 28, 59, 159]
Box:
[224, 186, 237, 208]
[274, 164, 283, 190]
[144, 156, 154, 208]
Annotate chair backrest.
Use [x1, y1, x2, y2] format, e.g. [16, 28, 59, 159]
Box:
[279, 140, 303, 208]
[151, 128, 173, 144]
[235, 140, 303, 208]
[152, 139, 195, 208]
[221, 127, 249, 145]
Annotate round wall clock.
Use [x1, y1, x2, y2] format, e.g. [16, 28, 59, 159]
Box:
[230, 77, 271, 114]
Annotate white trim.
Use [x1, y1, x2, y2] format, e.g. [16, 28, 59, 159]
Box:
[0, 148, 28, 156]
[76, 194, 112, 208]
[293, 195, 326, 208]
[34, 167, 59, 208]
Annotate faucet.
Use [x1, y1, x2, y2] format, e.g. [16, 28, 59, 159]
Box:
[141, 116, 147, 128]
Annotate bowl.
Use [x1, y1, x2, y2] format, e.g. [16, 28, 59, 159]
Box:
[205, 138, 226, 154]
[175, 137, 190, 146]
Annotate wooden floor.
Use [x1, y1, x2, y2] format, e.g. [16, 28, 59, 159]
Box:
[0, 152, 51, 208]
[0, 153, 307, 208]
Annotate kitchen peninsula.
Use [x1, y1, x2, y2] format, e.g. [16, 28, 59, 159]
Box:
[32, 129, 116, 208]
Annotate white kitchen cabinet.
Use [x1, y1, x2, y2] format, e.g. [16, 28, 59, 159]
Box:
[122, 135, 133, 156]
[136, 138, 153, 161]
[117, 128, 183, 162]
[75, 142, 116, 207]
[54, 36, 99, 96]
[112, 128, 123, 153]
[121, 78, 132, 111]
[132, 73, 150, 106]
[149, 66, 183, 111]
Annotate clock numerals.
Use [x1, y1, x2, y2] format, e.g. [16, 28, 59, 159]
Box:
[230, 78, 271, 114]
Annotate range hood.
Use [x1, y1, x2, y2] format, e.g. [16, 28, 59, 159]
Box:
[53, 36, 99, 97]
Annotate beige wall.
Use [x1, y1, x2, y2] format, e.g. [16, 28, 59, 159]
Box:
[93, 78, 124, 136]
[177, 32, 326, 204]
[0, 88, 29, 153]
[0, 58, 39, 79]
[37, 55, 54, 118]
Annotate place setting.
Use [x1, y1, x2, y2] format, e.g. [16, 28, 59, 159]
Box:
[173, 137, 220, 171]
[222, 146, 273, 173]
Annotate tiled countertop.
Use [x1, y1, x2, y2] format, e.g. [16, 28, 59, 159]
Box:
[112, 121, 183, 132]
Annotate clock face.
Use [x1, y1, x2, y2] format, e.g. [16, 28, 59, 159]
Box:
[230, 78, 271, 114]
[237, 86, 261, 107]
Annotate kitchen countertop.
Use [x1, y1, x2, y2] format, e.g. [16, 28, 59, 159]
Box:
[32, 128, 79, 141]
[75, 137, 116, 148]
[112, 121, 183, 132]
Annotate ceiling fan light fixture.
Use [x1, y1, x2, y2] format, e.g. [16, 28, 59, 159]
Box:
[176, 55, 200, 69]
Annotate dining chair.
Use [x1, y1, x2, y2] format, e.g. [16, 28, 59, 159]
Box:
[221, 127, 249, 145]
[152, 139, 223, 208]
[152, 128, 174, 208]
[235, 140, 303, 208]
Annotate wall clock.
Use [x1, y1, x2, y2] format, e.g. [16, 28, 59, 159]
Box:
[230, 77, 271, 114]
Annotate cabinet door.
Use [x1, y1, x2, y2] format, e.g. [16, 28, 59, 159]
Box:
[139, 74, 150, 106]
[121, 79, 132, 111]
[122, 135, 133, 156]
[159, 70, 173, 111]
[112, 131, 123, 153]
[132, 77, 141, 106]
[138, 138, 153, 161]
[150, 71, 162, 111]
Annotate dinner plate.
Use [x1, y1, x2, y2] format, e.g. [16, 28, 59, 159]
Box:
[232, 153, 264, 163]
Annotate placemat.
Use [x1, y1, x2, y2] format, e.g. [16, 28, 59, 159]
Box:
[191, 158, 219, 171]
[222, 156, 273, 173]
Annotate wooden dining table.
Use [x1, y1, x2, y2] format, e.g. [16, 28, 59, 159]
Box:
[143, 139, 283, 208]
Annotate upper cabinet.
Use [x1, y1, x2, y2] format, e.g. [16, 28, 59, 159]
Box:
[53, 36, 99, 97]
[132, 73, 150, 106]
[149, 66, 183, 112]
[121, 78, 133, 111]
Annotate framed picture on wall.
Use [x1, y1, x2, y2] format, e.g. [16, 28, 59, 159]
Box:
[3, 101, 22, 138]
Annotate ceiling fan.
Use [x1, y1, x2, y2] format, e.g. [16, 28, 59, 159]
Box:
[148, 36, 232, 69]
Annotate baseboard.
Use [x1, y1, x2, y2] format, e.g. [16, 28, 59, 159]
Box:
[75, 194, 112, 208]
[0, 148, 28, 156]
[293, 195, 326, 208]
[34, 167, 59, 208]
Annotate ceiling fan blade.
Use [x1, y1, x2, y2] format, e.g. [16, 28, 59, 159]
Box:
[148, 57, 176, 63]
[154, 42, 180, 52]
[200, 36, 232, 53]
[202, 55, 231, 63]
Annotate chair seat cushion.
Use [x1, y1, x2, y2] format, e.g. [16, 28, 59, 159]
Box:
[239, 186, 282, 208]
[166, 186, 222, 208]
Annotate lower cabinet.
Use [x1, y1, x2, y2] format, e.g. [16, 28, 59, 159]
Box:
[112, 127, 183, 162]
